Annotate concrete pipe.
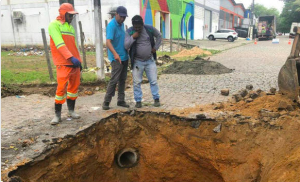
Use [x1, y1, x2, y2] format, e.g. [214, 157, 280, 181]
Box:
[116, 148, 139, 168]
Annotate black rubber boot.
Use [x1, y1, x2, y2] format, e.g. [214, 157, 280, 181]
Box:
[153, 99, 160, 107]
[102, 102, 110, 110]
[51, 103, 62, 125]
[117, 101, 130, 108]
[135, 102, 142, 108]
[67, 99, 80, 119]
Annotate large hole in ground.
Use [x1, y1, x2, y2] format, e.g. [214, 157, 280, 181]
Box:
[8, 111, 300, 182]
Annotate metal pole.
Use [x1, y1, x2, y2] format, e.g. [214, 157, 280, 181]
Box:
[186, 22, 188, 48]
[170, 19, 172, 53]
[252, 0, 255, 40]
[78, 21, 87, 69]
[105, 20, 108, 57]
[178, 22, 180, 52]
[94, 0, 105, 79]
[41, 28, 54, 81]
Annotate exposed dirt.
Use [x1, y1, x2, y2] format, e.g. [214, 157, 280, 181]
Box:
[6, 104, 300, 182]
[1, 82, 107, 98]
[172, 46, 212, 58]
[162, 58, 234, 75]
[1, 72, 134, 98]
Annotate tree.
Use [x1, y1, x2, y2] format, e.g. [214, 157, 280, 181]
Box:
[278, 0, 300, 32]
[250, 4, 280, 17]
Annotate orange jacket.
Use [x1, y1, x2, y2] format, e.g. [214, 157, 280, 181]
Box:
[48, 3, 81, 66]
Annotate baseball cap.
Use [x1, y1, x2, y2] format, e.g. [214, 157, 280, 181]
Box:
[116, 6, 128, 17]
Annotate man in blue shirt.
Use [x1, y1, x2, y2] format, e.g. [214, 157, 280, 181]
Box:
[102, 6, 129, 110]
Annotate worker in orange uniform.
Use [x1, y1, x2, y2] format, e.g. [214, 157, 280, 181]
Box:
[48, 3, 82, 125]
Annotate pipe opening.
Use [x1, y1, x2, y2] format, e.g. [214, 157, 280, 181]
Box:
[116, 148, 138, 168]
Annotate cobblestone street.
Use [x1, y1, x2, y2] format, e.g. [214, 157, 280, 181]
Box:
[127, 36, 292, 109]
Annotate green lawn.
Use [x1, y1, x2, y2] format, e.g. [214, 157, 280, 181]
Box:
[1, 48, 220, 85]
[1, 51, 98, 84]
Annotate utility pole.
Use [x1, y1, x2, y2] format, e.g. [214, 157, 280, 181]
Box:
[94, 0, 105, 79]
[252, 0, 255, 39]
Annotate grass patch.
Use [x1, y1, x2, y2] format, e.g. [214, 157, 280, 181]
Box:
[1, 51, 106, 85]
[156, 51, 179, 57]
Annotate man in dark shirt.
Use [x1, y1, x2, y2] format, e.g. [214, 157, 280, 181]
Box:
[125, 15, 162, 108]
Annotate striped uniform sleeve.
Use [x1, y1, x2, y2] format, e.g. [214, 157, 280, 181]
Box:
[48, 21, 73, 60]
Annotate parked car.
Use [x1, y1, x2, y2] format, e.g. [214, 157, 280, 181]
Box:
[235, 29, 247, 38]
[207, 29, 238, 42]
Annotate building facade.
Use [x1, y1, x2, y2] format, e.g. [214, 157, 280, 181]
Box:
[219, 0, 245, 29]
[1, 0, 222, 46]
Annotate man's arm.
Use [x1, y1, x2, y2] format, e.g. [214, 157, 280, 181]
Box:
[152, 27, 162, 51]
[106, 39, 121, 63]
[124, 31, 136, 50]
[106, 23, 121, 63]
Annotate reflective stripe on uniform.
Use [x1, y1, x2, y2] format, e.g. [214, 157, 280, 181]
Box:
[67, 92, 78, 97]
[55, 94, 67, 100]
[56, 42, 65, 49]
[61, 31, 75, 37]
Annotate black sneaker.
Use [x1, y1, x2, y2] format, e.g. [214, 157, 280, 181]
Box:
[135, 102, 142, 108]
[102, 102, 110, 110]
[117, 101, 129, 108]
[154, 99, 160, 107]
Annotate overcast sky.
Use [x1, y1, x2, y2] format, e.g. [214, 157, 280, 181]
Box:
[235, 0, 285, 13]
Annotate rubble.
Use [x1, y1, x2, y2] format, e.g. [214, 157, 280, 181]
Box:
[221, 89, 230, 96]
[246, 84, 253, 90]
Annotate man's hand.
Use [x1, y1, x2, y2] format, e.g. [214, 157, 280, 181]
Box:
[69, 57, 81, 67]
[132, 32, 140, 39]
[151, 48, 156, 54]
[114, 53, 122, 64]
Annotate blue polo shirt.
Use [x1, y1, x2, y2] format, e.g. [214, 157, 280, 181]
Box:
[106, 18, 128, 62]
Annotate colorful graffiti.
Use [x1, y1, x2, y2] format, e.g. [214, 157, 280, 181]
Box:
[140, 0, 195, 40]
[181, 2, 194, 40]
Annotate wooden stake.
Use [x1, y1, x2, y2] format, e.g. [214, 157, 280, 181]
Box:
[78, 21, 87, 69]
[41, 28, 54, 81]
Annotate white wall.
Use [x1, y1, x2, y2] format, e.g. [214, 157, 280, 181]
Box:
[212, 11, 219, 33]
[1, 0, 140, 46]
[194, 4, 204, 40]
[194, 0, 220, 40]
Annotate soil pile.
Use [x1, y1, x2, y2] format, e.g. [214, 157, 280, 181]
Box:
[163, 58, 233, 75]
[157, 55, 176, 63]
[172, 46, 212, 58]
[1, 83, 22, 98]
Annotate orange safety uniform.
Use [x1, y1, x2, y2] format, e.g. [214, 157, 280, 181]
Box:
[48, 3, 81, 104]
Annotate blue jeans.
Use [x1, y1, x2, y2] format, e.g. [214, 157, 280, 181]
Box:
[132, 58, 160, 102]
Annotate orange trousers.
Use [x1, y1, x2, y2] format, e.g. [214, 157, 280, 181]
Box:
[55, 65, 80, 104]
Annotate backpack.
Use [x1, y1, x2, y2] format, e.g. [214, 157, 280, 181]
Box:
[127, 25, 157, 69]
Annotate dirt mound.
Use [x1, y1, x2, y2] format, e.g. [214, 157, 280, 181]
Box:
[1, 83, 22, 98]
[157, 55, 176, 63]
[172, 46, 212, 58]
[163, 58, 234, 75]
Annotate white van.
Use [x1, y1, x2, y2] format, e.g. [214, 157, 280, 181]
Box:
[289, 22, 300, 38]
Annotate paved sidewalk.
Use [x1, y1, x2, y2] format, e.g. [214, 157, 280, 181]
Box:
[160, 37, 251, 52]
[1, 36, 292, 175]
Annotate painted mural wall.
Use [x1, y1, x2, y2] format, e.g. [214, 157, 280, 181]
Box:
[140, 0, 195, 39]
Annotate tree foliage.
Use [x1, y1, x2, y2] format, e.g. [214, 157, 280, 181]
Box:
[279, 0, 300, 32]
[251, 4, 280, 17]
